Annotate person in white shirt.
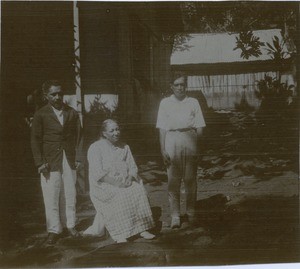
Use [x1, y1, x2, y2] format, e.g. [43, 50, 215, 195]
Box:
[156, 73, 206, 229]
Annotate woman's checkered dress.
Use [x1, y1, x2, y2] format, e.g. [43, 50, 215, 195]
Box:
[88, 139, 154, 241]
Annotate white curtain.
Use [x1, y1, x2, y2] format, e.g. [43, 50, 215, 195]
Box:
[187, 72, 278, 110]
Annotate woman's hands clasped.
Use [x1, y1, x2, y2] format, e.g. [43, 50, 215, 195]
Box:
[115, 175, 134, 188]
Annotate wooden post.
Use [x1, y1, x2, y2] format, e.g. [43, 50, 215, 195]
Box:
[73, 1, 83, 125]
[297, 2, 300, 97]
[73, 1, 86, 194]
[117, 9, 132, 123]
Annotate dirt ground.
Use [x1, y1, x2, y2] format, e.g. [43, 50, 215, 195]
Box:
[0, 111, 299, 268]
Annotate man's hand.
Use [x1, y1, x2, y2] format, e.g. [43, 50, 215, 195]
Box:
[75, 161, 81, 170]
[161, 150, 171, 166]
[38, 163, 49, 178]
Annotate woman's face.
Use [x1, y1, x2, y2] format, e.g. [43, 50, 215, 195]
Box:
[171, 76, 186, 101]
[103, 121, 121, 144]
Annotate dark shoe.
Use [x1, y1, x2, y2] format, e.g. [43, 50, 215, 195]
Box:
[187, 214, 197, 227]
[46, 232, 59, 245]
[60, 228, 70, 238]
[68, 227, 81, 238]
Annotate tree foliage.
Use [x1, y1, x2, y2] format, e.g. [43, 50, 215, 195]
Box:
[265, 35, 290, 62]
[180, 2, 297, 34]
[233, 31, 265, 59]
[171, 2, 297, 54]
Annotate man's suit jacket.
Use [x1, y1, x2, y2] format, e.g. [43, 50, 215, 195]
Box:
[31, 103, 82, 172]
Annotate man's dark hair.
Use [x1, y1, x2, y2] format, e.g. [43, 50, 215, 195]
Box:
[42, 80, 62, 94]
[170, 71, 187, 84]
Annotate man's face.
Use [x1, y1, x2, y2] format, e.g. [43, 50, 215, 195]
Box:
[45, 86, 63, 110]
[171, 76, 186, 101]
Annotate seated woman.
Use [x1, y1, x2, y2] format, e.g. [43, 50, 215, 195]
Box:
[85, 119, 155, 243]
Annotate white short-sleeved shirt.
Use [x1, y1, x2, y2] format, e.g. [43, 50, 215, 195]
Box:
[156, 95, 206, 131]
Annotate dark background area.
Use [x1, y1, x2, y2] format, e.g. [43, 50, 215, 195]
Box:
[0, 1, 75, 250]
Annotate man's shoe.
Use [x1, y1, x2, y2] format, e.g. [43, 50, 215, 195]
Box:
[68, 227, 81, 238]
[187, 214, 197, 227]
[171, 217, 180, 229]
[46, 232, 59, 245]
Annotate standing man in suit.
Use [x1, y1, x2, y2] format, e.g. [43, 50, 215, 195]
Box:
[31, 80, 82, 244]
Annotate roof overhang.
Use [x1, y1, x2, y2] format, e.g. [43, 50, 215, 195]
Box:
[171, 29, 291, 67]
[171, 58, 293, 76]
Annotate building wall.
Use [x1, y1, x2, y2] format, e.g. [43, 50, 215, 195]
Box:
[78, 3, 119, 95]
[78, 3, 173, 125]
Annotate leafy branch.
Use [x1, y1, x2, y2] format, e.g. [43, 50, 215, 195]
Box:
[265, 35, 289, 62]
[233, 31, 264, 59]
[88, 94, 115, 118]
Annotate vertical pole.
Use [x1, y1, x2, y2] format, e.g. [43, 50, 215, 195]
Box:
[73, 1, 83, 126]
[118, 8, 131, 123]
[149, 35, 154, 88]
[73, 1, 86, 194]
[297, 2, 300, 97]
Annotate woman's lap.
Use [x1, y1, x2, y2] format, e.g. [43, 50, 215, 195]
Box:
[90, 182, 153, 239]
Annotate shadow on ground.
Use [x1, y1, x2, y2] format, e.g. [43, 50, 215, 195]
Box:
[67, 195, 299, 267]
[0, 195, 298, 267]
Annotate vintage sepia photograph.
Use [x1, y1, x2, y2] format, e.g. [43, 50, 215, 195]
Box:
[0, 1, 299, 268]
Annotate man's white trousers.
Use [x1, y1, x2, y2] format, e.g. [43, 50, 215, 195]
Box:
[40, 151, 76, 234]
